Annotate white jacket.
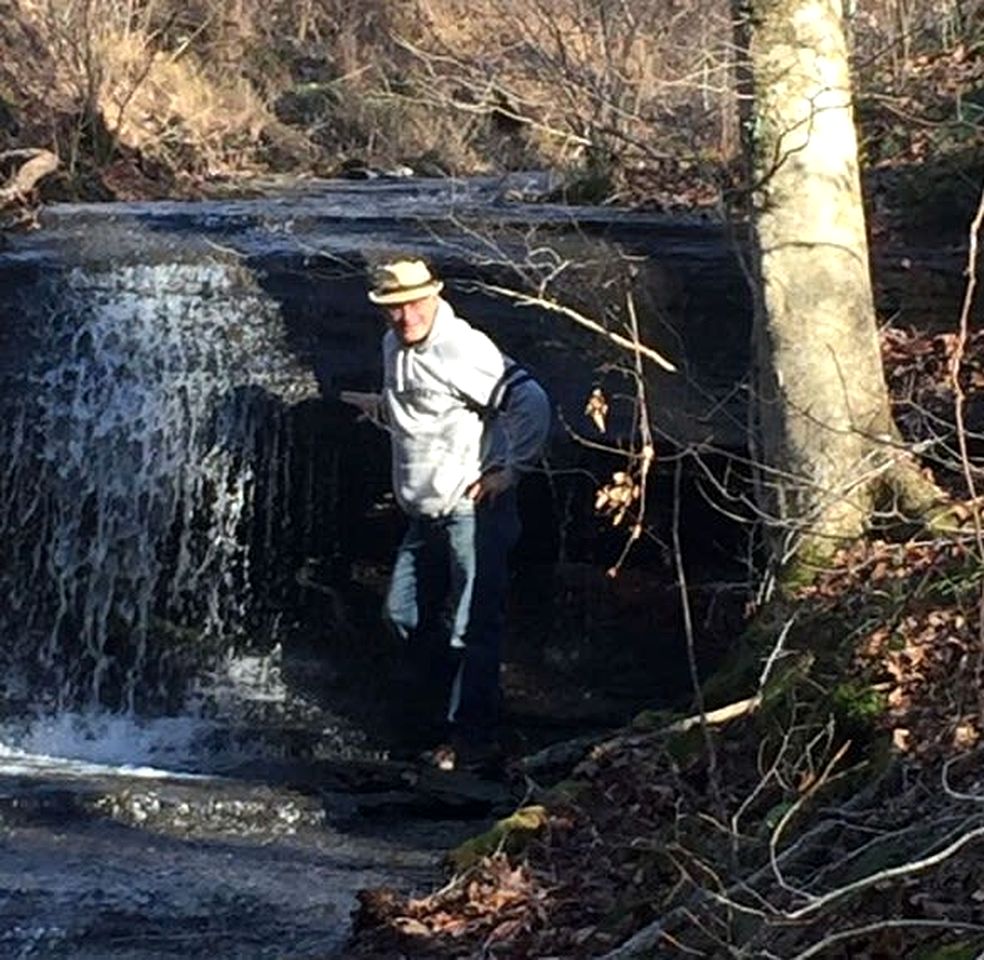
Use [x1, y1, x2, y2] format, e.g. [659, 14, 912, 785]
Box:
[381, 299, 550, 517]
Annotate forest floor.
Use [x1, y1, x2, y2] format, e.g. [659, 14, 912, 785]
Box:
[341, 325, 984, 959]
[340, 43, 984, 960]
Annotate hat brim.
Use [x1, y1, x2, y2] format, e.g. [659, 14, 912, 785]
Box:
[368, 279, 444, 305]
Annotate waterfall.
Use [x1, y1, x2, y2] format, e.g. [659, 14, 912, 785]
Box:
[0, 258, 319, 715]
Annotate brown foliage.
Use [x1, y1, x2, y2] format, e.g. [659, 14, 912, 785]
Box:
[882, 325, 984, 497]
[0, 0, 978, 201]
[344, 321, 984, 959]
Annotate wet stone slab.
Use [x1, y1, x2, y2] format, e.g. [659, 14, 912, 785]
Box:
[0, 759, 495, 959]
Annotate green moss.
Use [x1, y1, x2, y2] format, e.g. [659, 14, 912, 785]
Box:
[925, 554, 984, 603]
[776, 558, 825, 595]
[760, 798, 795, 834]
[665, 727, 706, 766]
[776, 539, 844, 596]
[913, 941, 984, 960]
[831, 681, 886, 734]
[540, 779, 591, 807]
[631, 708, 677, 731]
[761, 650, 816, 706]
[446, 805, 549, 873]
[700, 602, 813, 710]
[699, 637, 762, 707]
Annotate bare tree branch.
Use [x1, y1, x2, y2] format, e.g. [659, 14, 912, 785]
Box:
[789, 919, 984, 960]
[478, 282, 679, 371]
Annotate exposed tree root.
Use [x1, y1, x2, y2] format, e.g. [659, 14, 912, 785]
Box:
[780, 455, 973, 591]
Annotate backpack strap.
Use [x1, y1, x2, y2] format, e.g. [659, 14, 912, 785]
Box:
[451, 360, 532, 421]
[489, 362, 535, 414]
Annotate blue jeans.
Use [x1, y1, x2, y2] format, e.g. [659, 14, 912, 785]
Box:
[384, 490, 521, 747]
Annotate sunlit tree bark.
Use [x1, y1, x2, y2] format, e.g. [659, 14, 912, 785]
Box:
[733, 0, 943, 572]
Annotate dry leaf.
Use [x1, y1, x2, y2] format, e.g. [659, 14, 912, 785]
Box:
[892, 728, 911, 752]
[584, 387, 609, 433]
[953, 723, 979, 750]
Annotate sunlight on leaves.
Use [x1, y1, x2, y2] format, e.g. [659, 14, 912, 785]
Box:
[584, 386, 609, 433]
[594, 470, 640, 526]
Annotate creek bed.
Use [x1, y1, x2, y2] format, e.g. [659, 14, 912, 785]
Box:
[0, 745, 499, 959]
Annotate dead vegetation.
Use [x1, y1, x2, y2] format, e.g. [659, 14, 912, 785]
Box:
[343, 162, 984, 960]
[349, 502, 984, 958]
[0, 0, 980, 205]
[1, 3, 983, 956]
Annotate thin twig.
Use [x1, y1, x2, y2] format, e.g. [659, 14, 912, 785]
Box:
[606, 291, 656, 576]
[768, 740, 853, 899]
[942, 750, 984, 803]
[478, 283, 678, 371]
[951, 178, 984, 724]
[758, 615, 796, 689]
[673, 456, 725, 820]
[599, 765, 896, 959]
[784, 824, 984, 921]
[788, 919, 984, 960]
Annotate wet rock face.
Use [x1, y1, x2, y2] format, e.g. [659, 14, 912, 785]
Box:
[0, 259, 340, 711]
[0, 180, 752, 716]
[0, 773, 326, 837]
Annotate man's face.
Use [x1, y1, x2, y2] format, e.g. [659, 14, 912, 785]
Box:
[386, 294, 438, 346]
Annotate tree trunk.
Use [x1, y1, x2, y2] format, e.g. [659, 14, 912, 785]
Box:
[733, 0, 942, 570]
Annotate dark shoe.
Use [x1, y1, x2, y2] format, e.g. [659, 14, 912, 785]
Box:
[457, 740, 505, 776]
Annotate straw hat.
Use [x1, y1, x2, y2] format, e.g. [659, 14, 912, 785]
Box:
[368, 259, 444, 305]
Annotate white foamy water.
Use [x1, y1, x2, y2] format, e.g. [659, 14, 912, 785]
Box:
[204, 642, 289, 706]
[0, 259, 320, 712]
[0, 712, 212, 779]
[0, 643, 362, 779]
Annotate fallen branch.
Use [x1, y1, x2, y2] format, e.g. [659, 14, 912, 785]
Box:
[788, 919, 984, 960]
[605, 821, 984, 959]
[598, 764, 899, 959]
[0, 148, 59, 205]
[665, 694, 761, 733]
[782, 824, 984, 922]
[768, 740, 852, 898]
[518, 696, 761, 779]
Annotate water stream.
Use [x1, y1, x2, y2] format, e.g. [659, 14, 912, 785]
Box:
[1, 260, 321, 714]
[0, 175, 758, 957]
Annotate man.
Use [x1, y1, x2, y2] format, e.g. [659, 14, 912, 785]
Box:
[341, 257, 550, 772]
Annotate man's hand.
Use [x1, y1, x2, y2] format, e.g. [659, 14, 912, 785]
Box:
[465, 465, 515, 503]
[339, 391, 383, 426]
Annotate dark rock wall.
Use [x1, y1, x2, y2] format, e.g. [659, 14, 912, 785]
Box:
[0, 188, 752, 715]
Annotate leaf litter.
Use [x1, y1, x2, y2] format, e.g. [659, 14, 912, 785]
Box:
[344, 94, 984, 959]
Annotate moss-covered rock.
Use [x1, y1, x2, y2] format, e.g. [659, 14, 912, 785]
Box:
[446, 805, 549, 873]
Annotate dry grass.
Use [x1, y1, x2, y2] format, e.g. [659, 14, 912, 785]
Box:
[406, 0, 735, 177]
[0, 0, 980, 195]
[99, 32, 274, 174]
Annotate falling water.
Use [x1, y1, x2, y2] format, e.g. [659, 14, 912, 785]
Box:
[0, 258, 320, 716]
